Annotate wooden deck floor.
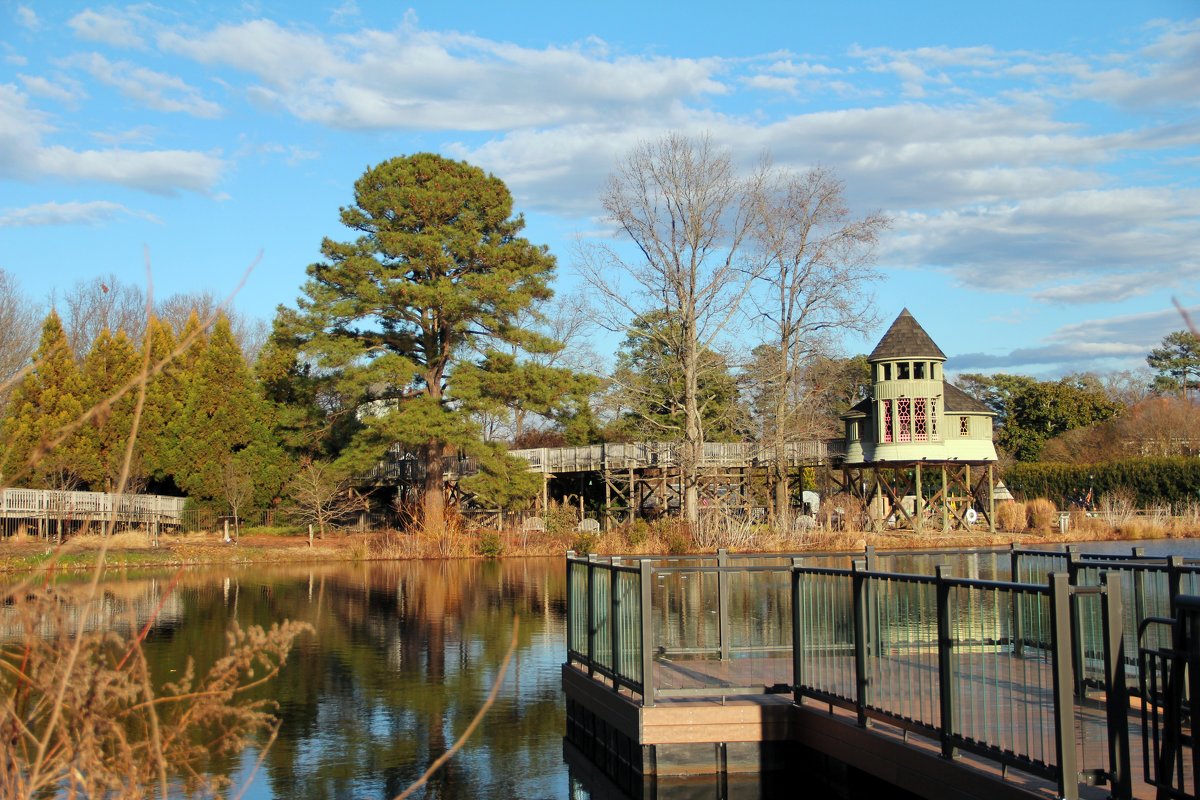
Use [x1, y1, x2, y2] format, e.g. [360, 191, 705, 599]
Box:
[642, 650, 1188, 799]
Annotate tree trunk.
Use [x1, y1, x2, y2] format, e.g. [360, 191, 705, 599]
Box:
[422, 439, 446, 535]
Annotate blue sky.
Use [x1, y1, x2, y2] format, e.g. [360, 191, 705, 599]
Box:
[1, 0, 1198, 378]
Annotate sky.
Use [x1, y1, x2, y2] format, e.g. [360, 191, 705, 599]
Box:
[1, 0, 1198, 379]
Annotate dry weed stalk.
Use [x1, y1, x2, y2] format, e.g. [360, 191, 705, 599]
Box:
[0, 586, 311, 798]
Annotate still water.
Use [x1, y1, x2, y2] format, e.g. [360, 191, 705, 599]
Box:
[8, 540, 1200, 799]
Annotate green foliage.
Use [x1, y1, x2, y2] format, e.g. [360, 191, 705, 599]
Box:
[611, 311, 745, 442]
[571, 531, 598, 554]
[169, 315, 290, 507]
[625, 519, 649, 547]
[1004, 457, 1200, 508]
[962, 372, 1123, 461]
[458, 444, 543, 512]
[477, 530, 504, 557]
[1147, 330, 1200, 397]
[76, 328, 141, 491]
[285, 153, 557, 530]
[1, 312, 86, 487]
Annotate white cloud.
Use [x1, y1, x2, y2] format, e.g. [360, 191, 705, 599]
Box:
[68, 8, 146, 49]
[1072, 21, 1200, 109]
[742, 74, 796, 94]
[19, 74, 86, 105]
[16, 5, 39, 31]
[0, 84, 225, 194]
[0, 200, 158, 227]
[159, 20, 726, 130]
[63, 53, 222, 118]
[950, 306, 1200, 372]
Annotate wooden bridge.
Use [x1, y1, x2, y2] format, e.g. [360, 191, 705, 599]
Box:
[370, 439, 846, 526]
[564, 546, 1200, 800]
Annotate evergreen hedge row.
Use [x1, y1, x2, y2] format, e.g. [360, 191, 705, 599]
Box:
[1004, 457, 1200, 508]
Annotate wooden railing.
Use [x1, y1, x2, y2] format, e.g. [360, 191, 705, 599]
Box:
[0, 488, 187, 523]
[510, 439, 845, 474]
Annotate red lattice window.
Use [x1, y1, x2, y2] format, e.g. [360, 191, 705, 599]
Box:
[930, 398, 939, 440]
[897, 398, 912, 442]
[959, 416, 970, 437]
[883, 400, 893, 443]
[914, 399, 928, 441]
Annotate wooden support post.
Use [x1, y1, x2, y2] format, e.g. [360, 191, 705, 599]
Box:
[987, 463, 996, 533]
[915, 463, 924, 535]
[941, 464, 950, 532]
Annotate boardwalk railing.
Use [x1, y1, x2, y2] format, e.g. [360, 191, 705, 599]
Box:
[1, 488, 186, 528]
[512, 440, 845, 474]
[1138, 594, 1200, 798]
[566, 547, 1142, 800]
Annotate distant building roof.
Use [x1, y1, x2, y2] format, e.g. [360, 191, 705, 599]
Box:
[943, 382, 993, 415]
[868, 308, 947, 362]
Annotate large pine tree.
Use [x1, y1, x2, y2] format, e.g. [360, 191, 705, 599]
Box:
[1, 312, 86, 488]
[282, 153, 557, 533]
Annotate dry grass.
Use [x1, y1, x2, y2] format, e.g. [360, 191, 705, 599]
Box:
[995, 501, 1027, 532]
[1026, 498, 1059, 533]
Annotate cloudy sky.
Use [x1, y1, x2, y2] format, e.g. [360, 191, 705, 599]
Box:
[2, 0, 1198, 377]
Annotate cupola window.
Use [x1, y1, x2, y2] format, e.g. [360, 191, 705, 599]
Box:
[914, 362, 926, 379]
[898, 362, 910, 380]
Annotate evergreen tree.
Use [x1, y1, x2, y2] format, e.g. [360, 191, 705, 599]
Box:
[76, 328, 141, 492]
[1147, 330, 1200, 399]
[284, 153, 557, 533]
[139, 316, 185, 491]
[1, 312, 86, 488]
[170, 315, 289, 507]
[610, 312, 745, 443]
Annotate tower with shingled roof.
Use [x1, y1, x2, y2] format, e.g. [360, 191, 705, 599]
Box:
[836, 309, 999, 533]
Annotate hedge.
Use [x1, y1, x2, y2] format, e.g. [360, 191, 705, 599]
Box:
[1004, 457, 1200, 508]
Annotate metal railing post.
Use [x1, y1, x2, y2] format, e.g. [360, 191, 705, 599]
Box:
[565, 552, 576, 660]
[1011, 545, 1025, 658]
[610, 557, 621, 692]
[1100, 572, 1132, 800]
[640, 559, 655, 707]
[791, 558, 803, 699]
[1067, 547, 1085, 697]
[1049, 572, 1080, 800]
[852, 560, 870, 727]
[586, 554, 596, 677]
[1167, 555, 1185, 611]
[936, 566, 958, 759]
[718, 548, 731, 660]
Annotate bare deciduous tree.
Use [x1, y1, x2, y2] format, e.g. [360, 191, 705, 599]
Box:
[62, 274, 148, 358]
[221, 459, 256, 543]
[750, 167, 887, 524]
[0, 268, 40, 409]
[578, 133, 766, 523]
[287, 458, 366, 539]
[157, 290, 269, 362]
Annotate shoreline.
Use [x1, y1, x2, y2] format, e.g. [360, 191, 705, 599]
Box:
[3, 526, 1197, 575]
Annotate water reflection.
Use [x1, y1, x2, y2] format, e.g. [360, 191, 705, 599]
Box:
[2, 559, 575, 800]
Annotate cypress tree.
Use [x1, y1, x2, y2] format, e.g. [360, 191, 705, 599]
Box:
[76, 328, 141, 492]
[1, 311, 86, 488]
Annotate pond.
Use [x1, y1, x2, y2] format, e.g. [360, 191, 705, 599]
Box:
[6, 539, 1198, 799]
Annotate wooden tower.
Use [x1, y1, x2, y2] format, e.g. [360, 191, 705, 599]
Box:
[837, 309, 999, 533]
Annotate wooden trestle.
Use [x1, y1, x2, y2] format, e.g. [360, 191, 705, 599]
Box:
[833, 461, 997, 534]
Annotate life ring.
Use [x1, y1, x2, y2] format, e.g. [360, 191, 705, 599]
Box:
[965, 508, 978, 525]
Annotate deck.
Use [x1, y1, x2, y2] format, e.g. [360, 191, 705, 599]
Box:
[564, 547, 1200, 800]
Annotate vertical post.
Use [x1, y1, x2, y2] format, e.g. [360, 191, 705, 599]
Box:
[639, 559, 655, 706]
[1167, 555, 1185, 610]
[565, 552, 575, 662]
[936, 566, 958, 759]
[941, 464, 950, 532]
[1100, 572, 1132, 800]
[1187, 603, 1200, 798]
[987, 463, 996, 533]
[1011, 544, 1024, 658]
[791, 558, 803, 698]
[852, 560, 870, 727]
[1049, 572, 1080, 800]
[586, 556, 596, 677]
[610, 560, 621, 691]
[1066, 547, 1085, 697]
[717, 548, 730, 660]
[914, 463, 924, 534]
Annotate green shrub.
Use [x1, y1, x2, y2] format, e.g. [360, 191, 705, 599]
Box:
[478, 530, 504, 558]
[1005, 457, 1200, 508]
[625, 519, 649, 548]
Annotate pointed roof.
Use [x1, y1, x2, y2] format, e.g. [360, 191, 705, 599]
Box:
[868, 308, 946, 362]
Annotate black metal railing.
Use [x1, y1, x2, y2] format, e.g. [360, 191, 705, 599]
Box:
[1138, 594, 1200, 799]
